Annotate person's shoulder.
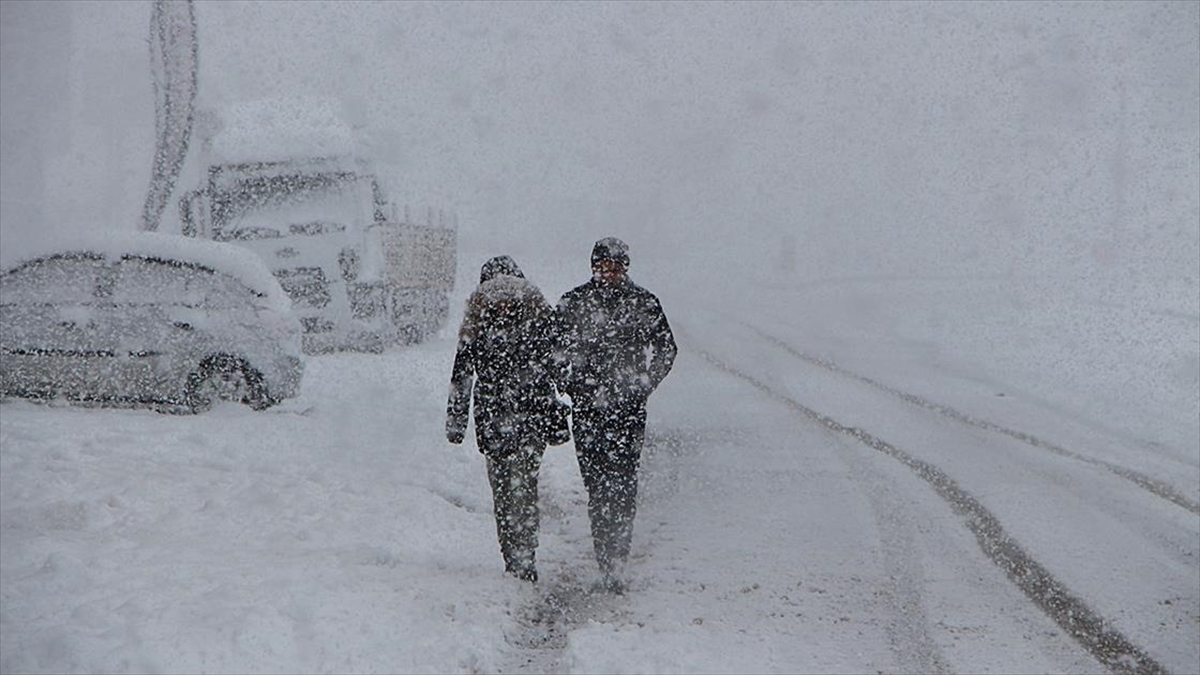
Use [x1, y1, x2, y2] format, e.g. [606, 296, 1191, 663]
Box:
[558, 279, 595, 303]
[622, 279, 661, 303]
[623, 278, 652, 294]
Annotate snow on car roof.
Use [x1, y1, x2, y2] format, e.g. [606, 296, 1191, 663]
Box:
[1, 230, 293, 312]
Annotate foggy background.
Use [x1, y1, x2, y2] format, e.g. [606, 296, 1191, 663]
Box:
[2, 0, 1197, 308]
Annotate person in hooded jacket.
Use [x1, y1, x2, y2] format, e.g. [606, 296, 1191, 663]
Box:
[446, 256, 563, 583]
[553, 237, 677, 592]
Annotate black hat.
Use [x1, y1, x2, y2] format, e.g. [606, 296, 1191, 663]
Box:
[591, 237, 630, 267]
[479, 255, 525, 283]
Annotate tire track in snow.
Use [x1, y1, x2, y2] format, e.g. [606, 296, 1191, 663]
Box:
[668, 326, 946, 674]
[693, 345, 1170, 675]
[669, 328, 956, 674]
[744, 323, 1199, 517]
[830, 434, 953, 675]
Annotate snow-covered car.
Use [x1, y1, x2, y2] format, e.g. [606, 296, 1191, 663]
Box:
[0, 231, 304, 413]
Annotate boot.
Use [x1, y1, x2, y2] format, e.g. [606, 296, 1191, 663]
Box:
[506, 562, 538, 583]
[602, 571, 625, 594]
[599, 558, 626, 594]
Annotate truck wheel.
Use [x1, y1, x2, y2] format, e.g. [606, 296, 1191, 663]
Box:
[184, 354, 271, 413]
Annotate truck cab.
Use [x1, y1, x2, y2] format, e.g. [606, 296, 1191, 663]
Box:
[175, 97, 455, 353]
[181, 154, 455, 353]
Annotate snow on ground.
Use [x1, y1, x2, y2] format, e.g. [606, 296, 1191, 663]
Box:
[1, 266, 1198, 674]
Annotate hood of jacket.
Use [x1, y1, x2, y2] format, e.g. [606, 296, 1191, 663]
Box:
[479, 255, 524, 284]
[460, 274, 549, 341]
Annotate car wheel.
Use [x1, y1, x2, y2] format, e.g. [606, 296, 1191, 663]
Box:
[183, 354, 271, 413]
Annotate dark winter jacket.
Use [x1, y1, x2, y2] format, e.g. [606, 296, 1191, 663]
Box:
[446, 260, 558, 454]
[553, 276, 677, 412]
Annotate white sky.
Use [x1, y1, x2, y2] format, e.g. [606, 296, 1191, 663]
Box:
[2, 0, 1197, 295]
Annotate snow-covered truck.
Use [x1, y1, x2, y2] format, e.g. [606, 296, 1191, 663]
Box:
[177, 99, 455, 353]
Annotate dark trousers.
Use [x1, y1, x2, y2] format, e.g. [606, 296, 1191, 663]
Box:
[572, 404, 647, 575]
[484, 436, 544, 577]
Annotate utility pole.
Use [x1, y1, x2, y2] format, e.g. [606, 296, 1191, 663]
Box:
[141, 0, 198, 232]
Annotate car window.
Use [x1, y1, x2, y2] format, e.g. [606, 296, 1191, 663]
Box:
[0, 254, 105, 305]
[112, 256, 204, 305]
[199, 271, 260, 310]
[113, 255, 259, 310]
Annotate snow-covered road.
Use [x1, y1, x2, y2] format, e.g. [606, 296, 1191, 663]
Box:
[2, 277, 1197, 674]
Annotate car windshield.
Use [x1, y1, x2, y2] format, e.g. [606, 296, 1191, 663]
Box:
[1, 254, 105, 305]
[110, 255, 263, 310]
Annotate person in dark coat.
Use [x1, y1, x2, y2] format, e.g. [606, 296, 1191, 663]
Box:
[553, 237, 677, 592]
[446, 256, 560, 583]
